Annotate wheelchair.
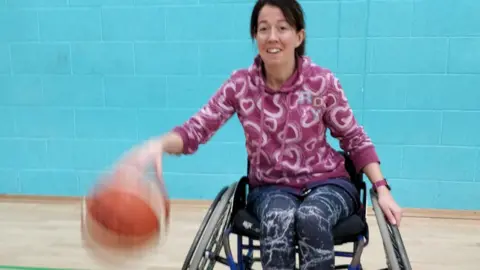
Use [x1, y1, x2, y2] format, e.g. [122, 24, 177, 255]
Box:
[182, 151, 412, 270]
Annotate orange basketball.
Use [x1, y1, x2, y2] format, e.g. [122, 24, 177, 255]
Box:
[80, 167, 170, 266]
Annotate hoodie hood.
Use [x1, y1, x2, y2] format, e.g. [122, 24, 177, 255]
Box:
[248, 54, 311, 94]
[246, 54, 314, 172]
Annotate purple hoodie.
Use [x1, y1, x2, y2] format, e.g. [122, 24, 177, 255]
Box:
[172, 55, 380, 193]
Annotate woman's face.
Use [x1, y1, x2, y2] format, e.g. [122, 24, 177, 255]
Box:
[254, 5, 304, 67]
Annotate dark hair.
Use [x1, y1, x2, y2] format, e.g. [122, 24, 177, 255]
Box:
[250, 0, 306, 56]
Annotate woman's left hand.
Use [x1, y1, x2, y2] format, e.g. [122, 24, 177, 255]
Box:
[377, 188, 403, 226]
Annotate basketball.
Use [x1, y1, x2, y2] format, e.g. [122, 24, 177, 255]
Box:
[80, 166, 170, 266]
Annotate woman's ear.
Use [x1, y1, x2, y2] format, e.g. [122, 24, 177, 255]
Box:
[296, 29, 305, 48]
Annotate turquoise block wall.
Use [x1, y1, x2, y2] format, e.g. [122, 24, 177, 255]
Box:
[0, 0, 479, 210]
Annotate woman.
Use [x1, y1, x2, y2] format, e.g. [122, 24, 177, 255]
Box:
[114, 0, 403, 269]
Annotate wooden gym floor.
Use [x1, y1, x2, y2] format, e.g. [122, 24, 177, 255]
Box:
[0, 197, 479, 270]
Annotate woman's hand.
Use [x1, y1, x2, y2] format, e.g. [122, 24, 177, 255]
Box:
[377, 187, 403, 226]
[112, 132, 183, 184]
[361, 162, 403, 226]
[114, 139, 165, 182]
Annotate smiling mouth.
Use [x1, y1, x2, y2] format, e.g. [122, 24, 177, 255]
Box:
[267, 48, 281, 54]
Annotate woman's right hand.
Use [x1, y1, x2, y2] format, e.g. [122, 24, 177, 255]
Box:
[114, 138, 165, 183]
[112, 132, 183, 183]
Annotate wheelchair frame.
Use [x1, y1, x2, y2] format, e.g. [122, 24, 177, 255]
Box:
[182, 151, 412, 270]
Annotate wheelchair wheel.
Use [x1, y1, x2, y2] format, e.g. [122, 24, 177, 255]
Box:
[370, 189, 412, 270]
[182, 186, 228, 270]
[182, 182, 237, 270]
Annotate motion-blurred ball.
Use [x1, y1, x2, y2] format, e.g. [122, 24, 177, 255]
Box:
[80, 168, 170, 266]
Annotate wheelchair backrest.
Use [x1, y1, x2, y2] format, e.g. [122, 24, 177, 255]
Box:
[338, 151, 364, 190]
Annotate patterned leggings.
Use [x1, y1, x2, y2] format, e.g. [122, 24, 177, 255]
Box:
[247, 184, 356, 270]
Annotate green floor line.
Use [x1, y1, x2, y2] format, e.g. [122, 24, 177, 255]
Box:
[0, 266, 79, 270]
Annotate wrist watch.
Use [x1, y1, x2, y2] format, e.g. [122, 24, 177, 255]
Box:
[373, 179, 391, 191]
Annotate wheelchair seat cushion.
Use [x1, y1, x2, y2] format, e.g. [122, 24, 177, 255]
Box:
[232, 209, 366, 245]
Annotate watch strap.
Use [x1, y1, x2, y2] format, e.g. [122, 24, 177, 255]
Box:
[373, 179, 391, 191]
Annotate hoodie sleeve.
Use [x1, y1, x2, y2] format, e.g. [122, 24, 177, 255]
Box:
[323, 73, 380, 172]
[171, 78, 237, 155]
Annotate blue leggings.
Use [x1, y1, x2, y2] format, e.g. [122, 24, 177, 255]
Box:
[247, 184, 356, 270]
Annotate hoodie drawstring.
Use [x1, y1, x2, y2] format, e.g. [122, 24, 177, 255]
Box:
[275, 94, 292, 170]
[255, 93, 292, 172]
[256, 95, 266, 167]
